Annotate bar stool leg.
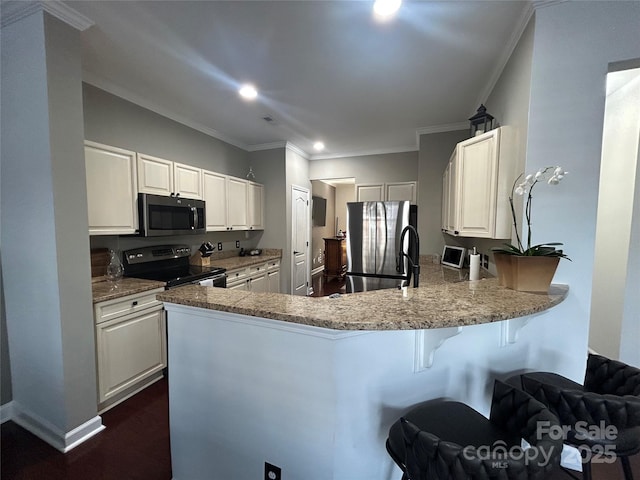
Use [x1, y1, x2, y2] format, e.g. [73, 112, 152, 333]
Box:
[621, 456, 635, 480]
[580, 449, 593, 480]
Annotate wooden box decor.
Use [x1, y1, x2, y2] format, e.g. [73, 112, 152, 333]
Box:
[493, 253, 560, 293]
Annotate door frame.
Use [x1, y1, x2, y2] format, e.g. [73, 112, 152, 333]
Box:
[290, 184, 311, 295]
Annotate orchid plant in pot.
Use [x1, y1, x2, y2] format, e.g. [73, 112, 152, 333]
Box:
[492, 166, 570, 292]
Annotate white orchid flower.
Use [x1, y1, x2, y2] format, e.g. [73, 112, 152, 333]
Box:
[548, 177, 560, 185]
[514, 185, 526, 196]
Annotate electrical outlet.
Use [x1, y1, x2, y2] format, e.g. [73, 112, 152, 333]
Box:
[482, 254, 489, 269]
[217, 242, 222, 251]
[264, 462, 281, 480]
[236, 240, 240, 248]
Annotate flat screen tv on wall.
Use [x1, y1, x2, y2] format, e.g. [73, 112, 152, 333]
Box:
[312, 196, 327, 227]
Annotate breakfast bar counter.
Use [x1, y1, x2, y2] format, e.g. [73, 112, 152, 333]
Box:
[157, 263, 568, 330]
[159, 264, 571, 480]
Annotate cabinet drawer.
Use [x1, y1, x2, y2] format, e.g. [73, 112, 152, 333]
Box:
[95, 288, 164, 324]
[249, 263, 267, 277]
[267, 259, 281, 271]
[227, 267, 249, 284]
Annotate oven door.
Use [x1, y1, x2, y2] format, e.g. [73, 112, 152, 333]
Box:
[197, 273, 227, 288]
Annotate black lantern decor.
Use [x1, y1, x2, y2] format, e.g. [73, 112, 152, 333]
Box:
[468, 104, 494, 137]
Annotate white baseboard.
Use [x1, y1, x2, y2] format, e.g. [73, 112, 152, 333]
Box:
[12, 402, 105, 452]
[0, 401, 14, 424]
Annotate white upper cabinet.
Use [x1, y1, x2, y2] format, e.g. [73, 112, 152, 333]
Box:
[443, 127, 514, 239]
[137, 154, 202, 199]
[356, 184, 385, 202]
[174, 162, 202, 199]
[137, 153, 174, 196]
[89, 142, 264, 233]
[204, 173, 265, 232]
[202, 170, 228, 231]
[441, 152, 457, 233]
[226, 176, 248, 230]
[386, 182, 417, 204]
[85, 141, 138, 235]
[248, 182, 264, 230]
[356, 182, 417, 203]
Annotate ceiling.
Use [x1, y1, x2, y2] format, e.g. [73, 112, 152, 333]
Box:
[63, 0, 532, 159]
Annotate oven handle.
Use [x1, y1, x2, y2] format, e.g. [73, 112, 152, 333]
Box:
[195, 273, 227, 287]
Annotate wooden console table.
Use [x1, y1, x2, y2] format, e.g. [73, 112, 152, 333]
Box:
[323, 237, 346, 279]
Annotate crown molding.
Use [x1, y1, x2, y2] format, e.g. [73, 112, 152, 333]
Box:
[473, 2, 535, 109]
[1, 0, 94, 30]
[285, 142, 309, 159]
[246, 141, 287, 152]
[415, 122, 469, 139]
[474, 0, 567, 110]
[83, 72, 250, 151]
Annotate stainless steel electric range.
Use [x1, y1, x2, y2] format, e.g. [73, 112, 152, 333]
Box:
[122, 244, 227, 289]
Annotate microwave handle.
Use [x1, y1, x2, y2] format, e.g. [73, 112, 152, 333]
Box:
[191, 206, 198, 230]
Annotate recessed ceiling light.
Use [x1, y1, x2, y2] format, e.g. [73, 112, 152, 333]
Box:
[238, 84, 258, 100]
[313, 141, 325, 152]
[373, 0, 401, 19]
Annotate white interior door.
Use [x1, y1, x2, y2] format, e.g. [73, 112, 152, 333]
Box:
[291, 186, 310, 295]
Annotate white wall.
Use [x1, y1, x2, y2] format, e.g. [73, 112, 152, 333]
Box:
[523, 1, 640, 377]
[591, 66, 640, 365]
[1, 11, 100, 444]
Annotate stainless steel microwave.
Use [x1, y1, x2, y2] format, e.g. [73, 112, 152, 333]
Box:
[138, 193, 206, 237]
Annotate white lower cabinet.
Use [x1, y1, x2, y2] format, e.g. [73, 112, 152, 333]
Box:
[94, 288, 166, 411]
[267, 270, 280, 293]
[225, 259, 280, 293]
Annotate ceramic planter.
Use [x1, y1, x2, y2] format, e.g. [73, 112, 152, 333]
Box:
[493, 253, 560, 293]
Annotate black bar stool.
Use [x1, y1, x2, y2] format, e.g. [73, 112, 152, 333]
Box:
[386, 380, 563, 479]
[510, 353, 640, 480]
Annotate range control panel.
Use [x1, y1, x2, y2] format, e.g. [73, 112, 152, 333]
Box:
[123, 245, 191, 264]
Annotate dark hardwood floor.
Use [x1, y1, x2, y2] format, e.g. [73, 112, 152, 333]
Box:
[2, 367, 638, 480]
[310, 272, 346, 297]
[1, 379, 172, 480]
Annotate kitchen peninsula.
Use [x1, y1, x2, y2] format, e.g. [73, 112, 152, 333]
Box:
[159, 264, 568, 480]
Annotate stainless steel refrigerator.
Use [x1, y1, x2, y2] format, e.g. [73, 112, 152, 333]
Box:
[345, 201, 416, 293]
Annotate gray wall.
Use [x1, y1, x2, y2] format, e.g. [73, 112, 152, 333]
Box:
[417, 130, 469, 257]
[250, 147, 287, 292]
[309, 151, 417, 184]
[457, 16, 536, 267]
[1, 12, 98, 430]
[311, 181, 336, 271]
[83, 84, 249, 177]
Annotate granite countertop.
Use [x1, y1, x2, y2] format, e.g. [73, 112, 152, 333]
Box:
[92, 277, 165, 304]
[158, 262, 568, 331]
[210, 250, 282, 271]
